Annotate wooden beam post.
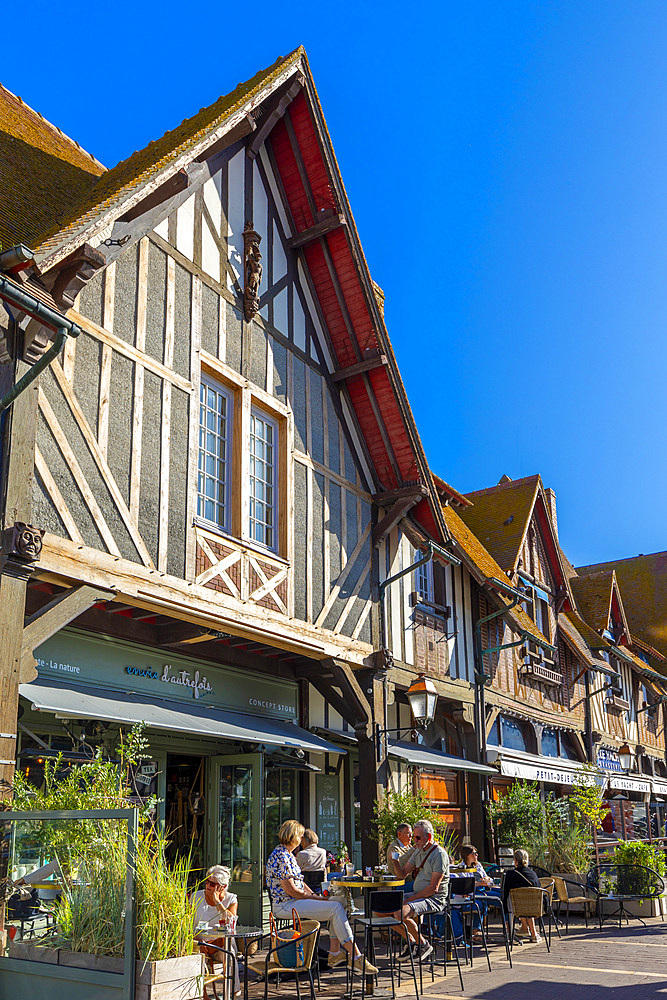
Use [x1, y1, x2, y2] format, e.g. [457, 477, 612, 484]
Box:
[0, 372, 39, 947]
[21, 584, 116, 681]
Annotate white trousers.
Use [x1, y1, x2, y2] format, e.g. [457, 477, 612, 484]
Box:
[273, 898, 353, 945]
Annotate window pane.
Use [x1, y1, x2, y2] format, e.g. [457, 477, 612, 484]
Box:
[198, 379, 231, 528]
[249, 410, 277, 549]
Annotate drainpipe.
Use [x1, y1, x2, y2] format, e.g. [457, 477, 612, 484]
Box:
[378, 539, 460, 653]
[0, 274, 83, 414]
[377, 539, 461, 793]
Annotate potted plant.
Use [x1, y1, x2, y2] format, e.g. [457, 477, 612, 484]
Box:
[7, 725, 203, 999]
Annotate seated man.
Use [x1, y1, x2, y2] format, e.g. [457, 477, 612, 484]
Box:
[387, 823, 413, 875]
[379, 819, 449, 960]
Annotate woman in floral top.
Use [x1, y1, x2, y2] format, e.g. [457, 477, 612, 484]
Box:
[266, 819, 377, 974]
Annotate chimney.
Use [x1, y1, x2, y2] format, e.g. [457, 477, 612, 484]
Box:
[545, 487, 558, 539]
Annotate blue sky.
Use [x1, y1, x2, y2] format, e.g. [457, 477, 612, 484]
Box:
[5, 2, 666, 567]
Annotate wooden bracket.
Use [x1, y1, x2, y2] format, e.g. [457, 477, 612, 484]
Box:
[330, 349, 387, 384]
[372, 485, 428, 546]
[20, 584, 115, 683]
[287, 213, 347, 250]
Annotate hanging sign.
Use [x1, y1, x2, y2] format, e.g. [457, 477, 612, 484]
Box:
[597, 748, 623, 772]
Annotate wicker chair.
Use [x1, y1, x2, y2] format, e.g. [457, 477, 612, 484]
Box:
[552, 877, 597, 934]
[248, 918, 321, 1000]
[508, 888, 550, 953]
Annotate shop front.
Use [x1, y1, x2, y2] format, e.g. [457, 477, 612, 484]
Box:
[596, 748, 652, 843]
[18, 628, 343, 924]
[388, 740, 496, 842]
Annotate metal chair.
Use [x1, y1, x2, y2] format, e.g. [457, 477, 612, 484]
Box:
[552, 876, 598, 933]
[448, 875, 491, 971]
[508, 887, 550, 953]
[587, 863, 665, 929]
[538, 877, 561, 944]
[351, 889, 419, 1000]
[420, 890, 464, 992]
[201, 943, 238, 1000]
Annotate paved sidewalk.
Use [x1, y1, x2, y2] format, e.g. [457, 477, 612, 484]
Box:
[246, 916, 667, 999]
[409, 917, 667, 1000]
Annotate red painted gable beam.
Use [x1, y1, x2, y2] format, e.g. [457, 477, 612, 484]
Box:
[269, 101, 420, 490]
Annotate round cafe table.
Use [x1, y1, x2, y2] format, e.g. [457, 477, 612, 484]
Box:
[331, 876, 405, 917]
[195, 925, 264, 1000]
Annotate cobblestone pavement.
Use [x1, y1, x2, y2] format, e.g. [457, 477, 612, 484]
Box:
[245, 916, 667, 1000]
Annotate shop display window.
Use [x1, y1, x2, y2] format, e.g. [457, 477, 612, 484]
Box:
[265, 767, 297, 857]
[541, 728, 559, 757]
[500, 716, 531, 753]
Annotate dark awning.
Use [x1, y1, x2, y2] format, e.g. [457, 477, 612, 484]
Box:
[19, 680, 346, 755]
[388, 740, 495, 775]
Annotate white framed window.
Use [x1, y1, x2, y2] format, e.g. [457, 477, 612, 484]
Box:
[415, 558, 433, 602]
[249, 408, 278, 551]
[197, 375, 233, 530]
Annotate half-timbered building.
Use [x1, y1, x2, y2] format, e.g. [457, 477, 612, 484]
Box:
[0, 49, 472, 918]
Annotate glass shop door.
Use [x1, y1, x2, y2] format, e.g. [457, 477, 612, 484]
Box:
[210, 754, 263, 926]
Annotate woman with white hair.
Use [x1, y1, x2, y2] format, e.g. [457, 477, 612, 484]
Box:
[192, 865, 240, 993]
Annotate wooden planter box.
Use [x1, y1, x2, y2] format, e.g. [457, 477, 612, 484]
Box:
[6, 943, 204, 999]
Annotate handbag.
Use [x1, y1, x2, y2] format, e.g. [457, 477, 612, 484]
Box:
[269, 908, 305, 968]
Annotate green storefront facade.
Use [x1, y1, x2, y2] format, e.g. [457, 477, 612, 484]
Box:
[18, 628, 342, 925]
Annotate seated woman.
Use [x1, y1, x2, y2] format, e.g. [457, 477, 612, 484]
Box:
[502, 849, 543, 943]
[192, 865, 240, 994]
[454, 844, 497, 943]
[266, 819, 377, 974]
[295, 829, 327, 891]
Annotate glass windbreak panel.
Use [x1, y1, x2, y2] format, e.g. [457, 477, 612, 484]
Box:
[625, 801, 649, 840]
[600, 799, 622, 839]
[219, 764, 253, 880]
[649, 802, 665, 839]
[541, 728, 559, 757]
[500, 716, 528, 753]
[2, 813, 131, 963]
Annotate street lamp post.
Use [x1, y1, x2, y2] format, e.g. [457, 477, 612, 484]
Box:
[375, 673, 438, 761]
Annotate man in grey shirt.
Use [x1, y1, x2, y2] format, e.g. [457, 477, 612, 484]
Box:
[380, 818, 449, 960]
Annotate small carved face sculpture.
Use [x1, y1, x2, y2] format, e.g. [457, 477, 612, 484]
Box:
[14, 522, 45, 561]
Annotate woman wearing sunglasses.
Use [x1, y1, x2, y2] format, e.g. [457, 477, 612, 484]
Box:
[193, 865, 240, 993]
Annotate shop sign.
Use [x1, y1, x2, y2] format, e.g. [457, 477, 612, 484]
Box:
[608, 775, 651, 794]
[652, 779, 667, 796]
[500, 758, 581, 786]
[597, 748, 623, 772]
[35, 629, 298, 720]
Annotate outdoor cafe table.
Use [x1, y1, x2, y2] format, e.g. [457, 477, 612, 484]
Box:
[195, 925, 264, 1000]
[331, 878, 405, 995]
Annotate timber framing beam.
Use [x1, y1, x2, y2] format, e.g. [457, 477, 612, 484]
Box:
[248, 76, 305, 160]
[21, 584, 116, 682]
[287, 214, 346, 249]
[323, 657, 373, 735]
[330, 349, 387, 383]
[372, 485, 429, 546]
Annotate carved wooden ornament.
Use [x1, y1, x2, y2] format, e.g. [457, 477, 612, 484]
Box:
[9, 521, 45, 562]
[243, 222, 262, 322]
